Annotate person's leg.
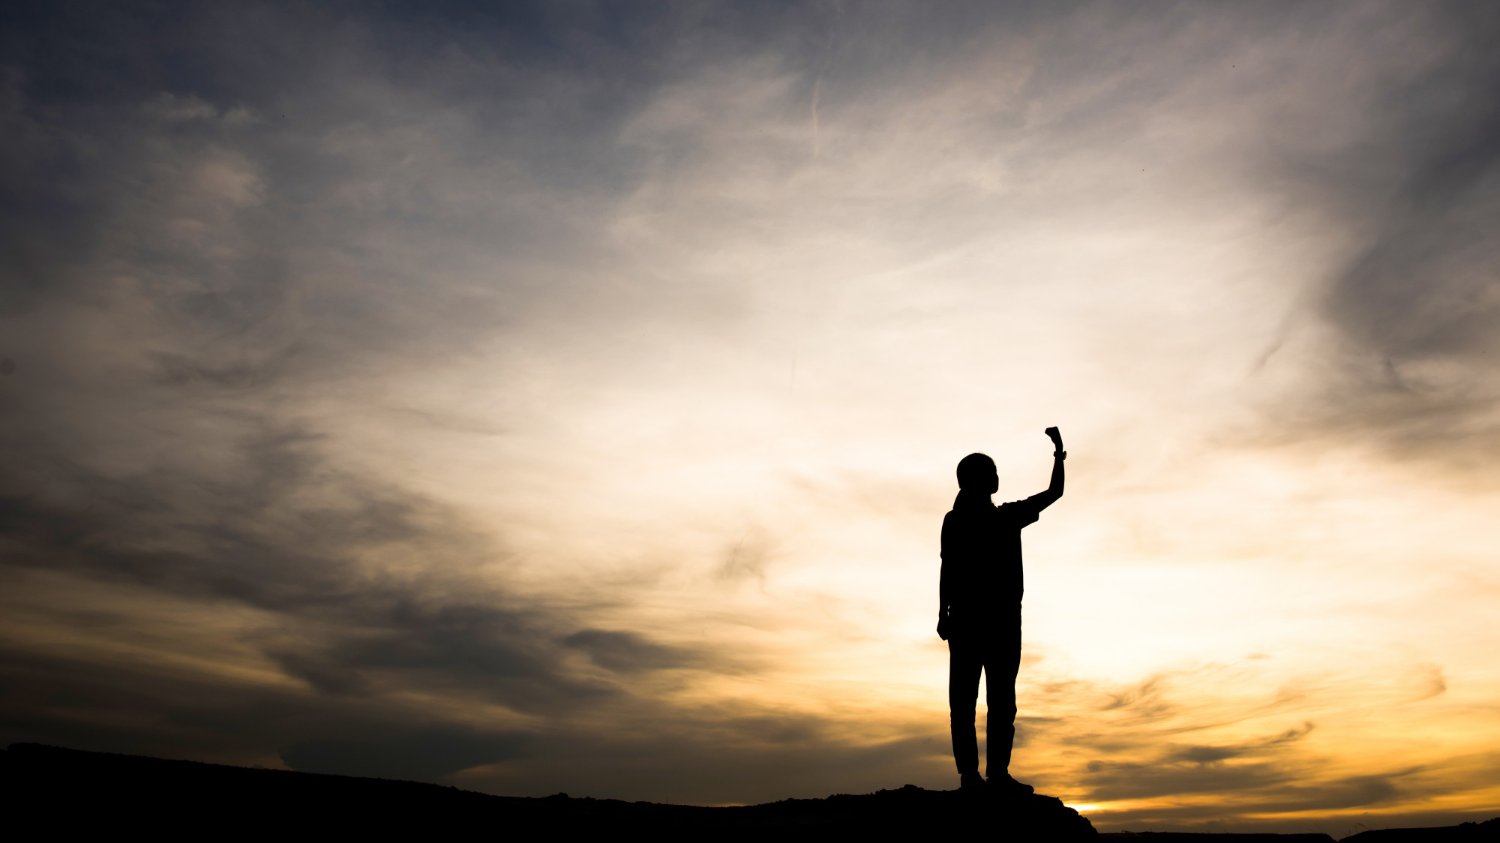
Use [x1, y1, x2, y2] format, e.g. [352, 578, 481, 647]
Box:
[948, 636, 983, 782]
[983, 622, 1023, 779]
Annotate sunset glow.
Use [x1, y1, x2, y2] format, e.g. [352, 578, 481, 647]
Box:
[2, 2, 1498, 834]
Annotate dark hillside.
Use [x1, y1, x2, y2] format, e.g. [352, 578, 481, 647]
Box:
[2, 743, 1093, 839]
[6, 744, 1493, 841]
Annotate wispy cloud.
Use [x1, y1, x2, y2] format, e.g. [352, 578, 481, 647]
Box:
[2, 0, 1498, 830]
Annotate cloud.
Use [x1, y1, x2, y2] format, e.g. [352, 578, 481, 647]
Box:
[0, 0, 791, 789]
[1246, 5, 1500, 466]
[3, 1, 1499, 827]
[1099, 675, 1176, 722]
[281, 728, 530, 781]
[1165, 744, 1245, 765]
[0, 409, 773, 782]
[717, 528, 772, 587]
[562, 628, 705, 673]
[1010, 652, 1479, 829]
[1065, 714, 1319, 801]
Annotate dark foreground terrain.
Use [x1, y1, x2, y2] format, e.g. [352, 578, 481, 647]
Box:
[2, 743, 1093, 839]
[4, 744, 1494, 841]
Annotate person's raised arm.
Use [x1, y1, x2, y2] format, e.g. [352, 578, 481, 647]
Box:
[1030, 426, 1066, 511]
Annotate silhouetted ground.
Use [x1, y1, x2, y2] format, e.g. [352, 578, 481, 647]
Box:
[1338, 818, 1500, 841]
[1096, 819, 1499, 841]
[1095, 816, 1499, 841]
[5, 744, 1495, 840]
[1098, 828, 1332, 834]
[3, 743, 1091, 838]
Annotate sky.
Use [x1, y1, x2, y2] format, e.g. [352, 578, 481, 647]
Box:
[2, 0, 1498, 834]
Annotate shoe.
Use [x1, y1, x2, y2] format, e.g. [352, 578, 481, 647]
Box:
[989, 772, 1034, 795]
[960, 771, 987, 791]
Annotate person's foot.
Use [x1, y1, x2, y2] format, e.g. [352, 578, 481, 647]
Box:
[988, 772, 1034, 795]
[959, 771, 987, 791]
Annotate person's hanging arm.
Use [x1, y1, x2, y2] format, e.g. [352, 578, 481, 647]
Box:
[937, 514, 954, 640]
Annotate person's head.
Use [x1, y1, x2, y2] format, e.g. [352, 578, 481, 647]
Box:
[956, 452, 998, 495]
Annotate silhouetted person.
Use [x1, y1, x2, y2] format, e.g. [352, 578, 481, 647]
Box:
[938, 427, 1066, 793]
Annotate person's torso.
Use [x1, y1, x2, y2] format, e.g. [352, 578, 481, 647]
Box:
[946, 504, 1028, 614]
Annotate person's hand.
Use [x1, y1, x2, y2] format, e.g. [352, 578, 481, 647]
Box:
[1045, 426, 1064, 449]
[937, 614, 951, 641]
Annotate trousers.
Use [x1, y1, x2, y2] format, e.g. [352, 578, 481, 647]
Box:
[947, 619, 1022, 776]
